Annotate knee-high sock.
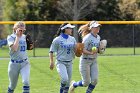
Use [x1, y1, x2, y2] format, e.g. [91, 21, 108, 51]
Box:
[86, 83, 95, 93]
[63, 87, 69, 93]
[23, 86, 30, 93]
[60, 83, 66, 93]
[7, 87, 14, 93]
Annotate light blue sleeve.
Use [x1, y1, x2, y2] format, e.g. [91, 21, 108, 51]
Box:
[82, 36, 90, 50]
[50, 38, 59, 52]
[7, 35, 15, 47]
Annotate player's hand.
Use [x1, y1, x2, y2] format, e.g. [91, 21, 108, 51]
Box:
[91, 49, 98, 55]
[16, 28, 23, 37]
[50, 62, 54, 70]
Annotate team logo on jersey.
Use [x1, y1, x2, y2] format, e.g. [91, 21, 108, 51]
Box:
[19, 41, 26, 45]
[60, 41, 74, 48]
[91, 40, 99, 47]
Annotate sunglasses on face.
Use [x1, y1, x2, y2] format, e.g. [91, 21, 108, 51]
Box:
[65, 27, 73, 30]
[19, 29, 26, 32]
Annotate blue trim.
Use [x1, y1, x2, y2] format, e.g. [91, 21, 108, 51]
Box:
[73, 80, 83, 88]
[88, 83, 95, 89]
[23, 86, 30, 90]
[11, 58, 27, 63]
[91, 33, 97, 38]
[65, 87, 69, 90]
[78, 81, 83, 86]
[60, 87, 63, 93]
[58, 60, 72, 62]
[61, 83, 66, 87]
[61, 33, 68, 39]
[23, 88, 29, 90]
[49, 51, 53, 53]
[8, 87, 14, 92]
[23, 86, 30, 88]
[86, 83, 95, 93]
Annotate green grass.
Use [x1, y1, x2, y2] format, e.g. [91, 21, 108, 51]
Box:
[1, 47, 140, 57]
[0, 55, 140, 93]
[105, 47, 140, 55]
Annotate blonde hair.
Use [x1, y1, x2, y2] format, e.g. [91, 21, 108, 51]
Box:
[78, 21, 99, 38]
[13, 21, 26, 32]
[78, 22, 91, 38]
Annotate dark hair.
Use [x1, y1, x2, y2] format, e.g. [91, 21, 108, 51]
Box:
[55, 23, 69, 37]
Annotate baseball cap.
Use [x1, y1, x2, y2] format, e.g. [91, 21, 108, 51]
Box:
[89, 21, 101, 29]
[61, 23, 75, 30]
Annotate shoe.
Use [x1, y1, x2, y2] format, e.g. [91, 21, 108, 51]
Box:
[69, 80, 76, 93]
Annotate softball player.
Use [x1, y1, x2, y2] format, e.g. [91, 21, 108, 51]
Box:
[69, 21, 101, 93]
[49, 23, 76, 93]
[7, 21, 30, 93]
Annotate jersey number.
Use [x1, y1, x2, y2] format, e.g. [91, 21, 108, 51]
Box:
[20, 46, 25, 51]
[67, 48, 70, 54]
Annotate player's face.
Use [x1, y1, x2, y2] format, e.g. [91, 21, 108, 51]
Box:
[65, 28, 73, 35]
[91, 26, 100, 34]
[15, 27, 26, 36]
[19, 27, 26, 32]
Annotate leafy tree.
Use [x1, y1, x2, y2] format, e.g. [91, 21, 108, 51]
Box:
[118, 0, 140, 20]
[92, 0, 123, 21]
[38, 0, 58, 21]
[0, 0, 8, 38]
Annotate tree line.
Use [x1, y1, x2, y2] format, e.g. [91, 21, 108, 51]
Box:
[0, 0, 140, 47]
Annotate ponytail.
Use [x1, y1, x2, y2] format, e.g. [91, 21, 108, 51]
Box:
[78, 21, 97, 38]
[78, 23, 90, 38]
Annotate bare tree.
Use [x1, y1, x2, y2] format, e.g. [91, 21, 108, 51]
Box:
[56, 0, 99, 41]
[57, 0, 99, 20]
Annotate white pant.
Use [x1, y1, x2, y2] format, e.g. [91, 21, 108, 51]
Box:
[8, 60, 30, 90]
[79, 58, 98, 86]
[56, 61, 72, 87]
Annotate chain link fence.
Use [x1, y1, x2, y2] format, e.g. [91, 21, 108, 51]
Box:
[0, 21, 140, 57]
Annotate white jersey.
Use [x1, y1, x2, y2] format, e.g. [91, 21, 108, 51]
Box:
[7, 33, 28, 60]
[81, 33, 100, 59]
[50, 35, 76, 61]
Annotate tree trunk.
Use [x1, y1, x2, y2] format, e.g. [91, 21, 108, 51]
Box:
[73, 0, 79, 42]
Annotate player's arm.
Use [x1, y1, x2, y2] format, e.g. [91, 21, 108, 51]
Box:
[49, 39, 58, 70]
[49, 51, 54, 70]
[10, 36, 20, 52]
[11, 28, 22, 51]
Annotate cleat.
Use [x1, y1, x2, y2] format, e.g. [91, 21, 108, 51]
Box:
[69, 80, 76, 93]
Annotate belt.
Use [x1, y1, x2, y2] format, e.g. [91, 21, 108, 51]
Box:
[83, 58, 94, 60]
[58, 60, 72, 62]
[11, 58, 27, 63]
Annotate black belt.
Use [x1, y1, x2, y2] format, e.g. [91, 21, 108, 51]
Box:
[83, 58, 94, 60]
[11, 58, 27, 63]
[58, 60, 72, 62]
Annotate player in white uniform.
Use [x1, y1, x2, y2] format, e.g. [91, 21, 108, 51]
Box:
[69, 21, 101, 93]
[49, 23, 76, 93]
[7, 21, 30, 93]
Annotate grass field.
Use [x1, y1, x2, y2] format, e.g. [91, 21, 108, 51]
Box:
[0, 47, 140, 93]
[1, 46, 140, 57]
